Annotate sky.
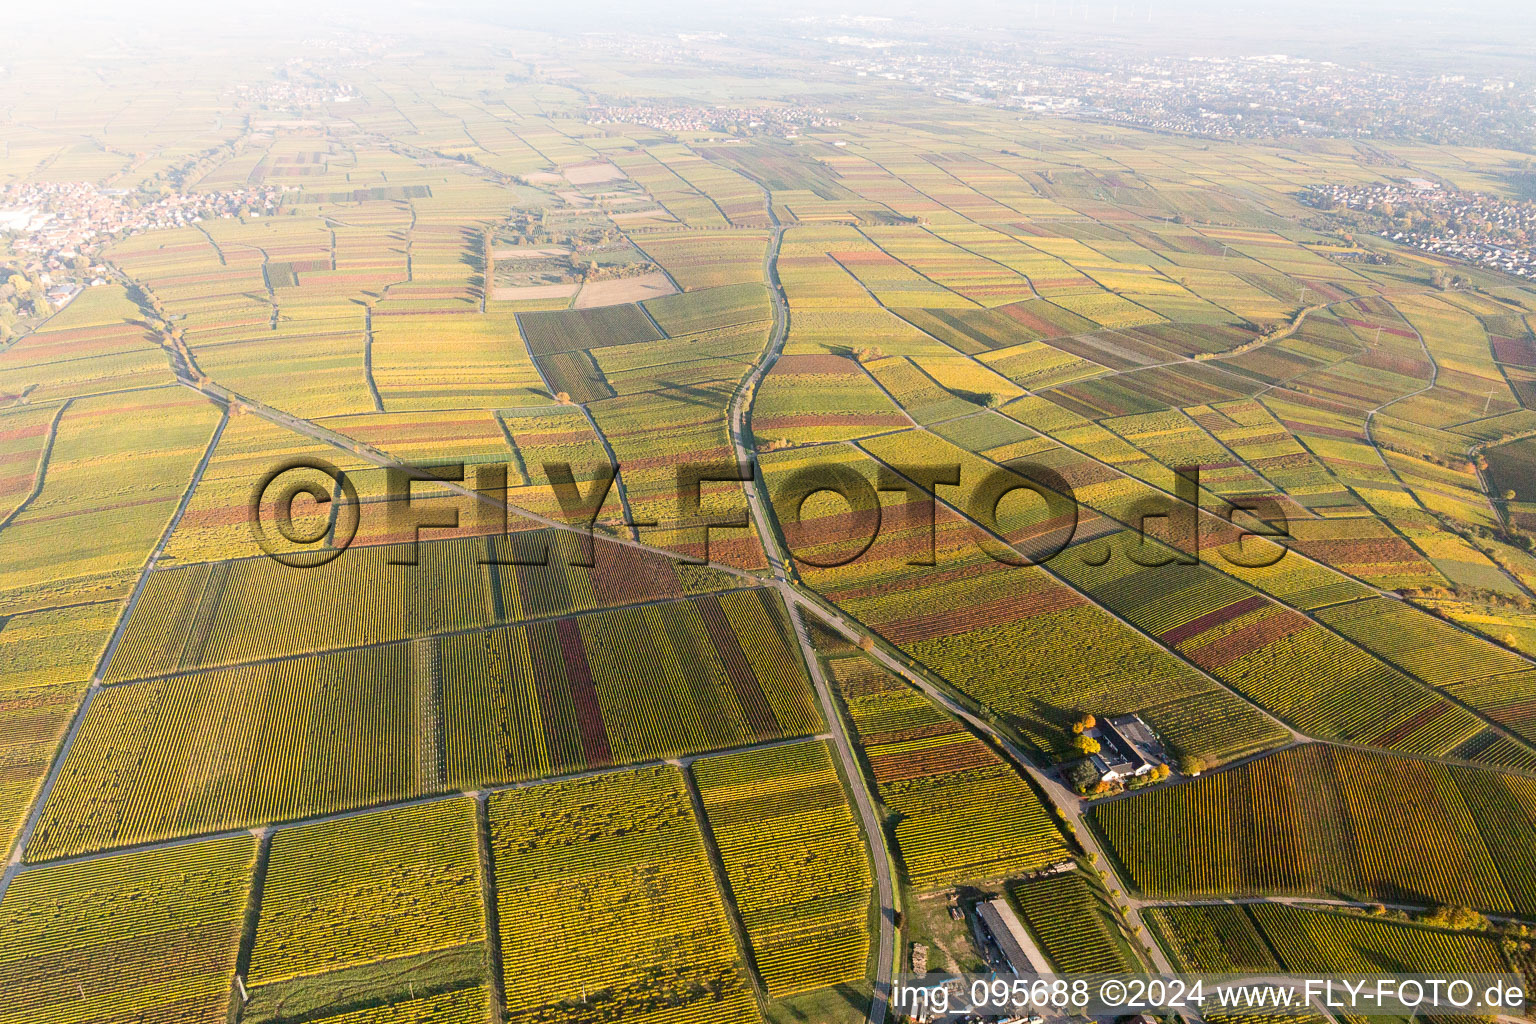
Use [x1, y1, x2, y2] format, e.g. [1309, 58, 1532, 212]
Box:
[17, 0, 1536, 70]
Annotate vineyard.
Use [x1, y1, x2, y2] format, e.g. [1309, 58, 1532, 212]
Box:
[8, 31, 1536, 1023]
[443, 588, 821, 786]
[1049, 531, 1491, 759]
[488, 765, 758, 1024]
[829, 654, 1069, 888]
[1008, 872, 1141, 974]
[644, 283, 771, 337]
[1095, 743, 1536, 914]
[518, 303, 662, 356]
[752, 353, 910, 445]
[0, 284, 170, 405]
[157, 411, 375, 563]
[629, 231, 769, 291]
[249, 797, 484, 985]
[0, 601, 117, 852]
[693, 740, 872, 996]
[763, 441, 1282, 766]
[34, 589, 819, 858]
[0, 386, 223, 615]
[299, 987, 489, 1024]
[107, 530, 725, 682]
[0, 834, 254, 1024]
[1151, 903, 1508, 977]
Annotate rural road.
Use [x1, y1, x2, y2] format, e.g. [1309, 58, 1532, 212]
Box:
[724, 200, 897, 1024]
[787, 591, 897, 1024]
[780, 590, 1180, 975]
[729, 209, 792, 580]
[17, 196, 904, 1024]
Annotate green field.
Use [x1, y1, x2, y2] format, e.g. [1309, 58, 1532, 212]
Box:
[3, 14, 1536, 1019]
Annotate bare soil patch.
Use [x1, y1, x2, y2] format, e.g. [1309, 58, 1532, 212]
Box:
[571, 271, 678, 308]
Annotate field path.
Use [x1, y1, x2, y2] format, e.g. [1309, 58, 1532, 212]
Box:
[783, 589, 896, 1024]
[0, 398, 70, 531]
[0, 404, 230, 900]
[775, 586, 1189, 986]
[717, 186, 898, 1022]
[1364, 307, 1536, 603]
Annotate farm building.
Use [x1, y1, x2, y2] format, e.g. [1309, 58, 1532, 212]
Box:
[975, 898, 1048, 976]
[1089, 716, 1158, 782]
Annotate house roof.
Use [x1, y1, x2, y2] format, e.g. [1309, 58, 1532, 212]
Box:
[1097, 719, 1148, 772]
[977, 899, 1044, 975]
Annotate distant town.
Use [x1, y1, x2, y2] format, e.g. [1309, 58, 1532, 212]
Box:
[0, 182, 281, 274]
[585, 103, 841, 137]
[0, 181, 283, 324]
[1305, 180, 1536, 280]
[829, 45, 1536, 149]
[234, 78, 357, 110]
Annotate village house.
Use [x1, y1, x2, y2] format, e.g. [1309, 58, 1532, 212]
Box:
[1089, 715, 1162, 783]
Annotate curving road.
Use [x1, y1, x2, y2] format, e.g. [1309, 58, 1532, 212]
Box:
[728, 210, 792, 581]
[722, 200, 897, 1024]
[776, 589, 1182, 975]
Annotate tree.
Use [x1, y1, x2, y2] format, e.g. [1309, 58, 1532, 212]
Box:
[1178, 754, 1207, 776]
[1073, 734, 1100, 755]
[555, 391, 572, 404]
[1421, 905, 1488, 932]
[1505, 489, 1518, 501]
[1075, 712, 1096, 731]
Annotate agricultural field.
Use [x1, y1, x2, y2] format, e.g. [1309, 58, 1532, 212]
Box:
[31, 588, 819, 858]
[829, 653, 1070, 889]
[753, 353, 910, 445]
[1007, 871, 1143, 974]
[1095, 743, 1536, 914]
[249, 798, 484, 985]
[106, 530, 733, 681]
[1150, 902, 1509, 977]
[761, 443, 1288, 767]
[0, 602, 117, 853]
[489, 765, 758, 1024]
[290, 988, 489, 1024]
[0, 386, 223, 613]
[694, 740, 872, 997]
[7, 15, 1536, 1020]
[0, 834, 254, 1024]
